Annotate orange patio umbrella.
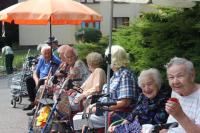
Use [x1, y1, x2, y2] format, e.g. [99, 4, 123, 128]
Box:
[0, 0, 102, 38]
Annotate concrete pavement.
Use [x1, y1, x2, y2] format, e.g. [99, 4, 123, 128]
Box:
[0, 76, 29, 133]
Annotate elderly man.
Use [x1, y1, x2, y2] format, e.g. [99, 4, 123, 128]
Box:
[23, 45, 61, 111]
[161, 57, 200, 133]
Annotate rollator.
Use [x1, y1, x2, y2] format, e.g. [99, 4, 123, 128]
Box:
[41, 78, 73, 133]
[41, 77, 83, 133]
[28, 61, 61, 133]
[73, 94, 116, 133]
[10, 49, 38, 108]
[28, 66, 54, 133]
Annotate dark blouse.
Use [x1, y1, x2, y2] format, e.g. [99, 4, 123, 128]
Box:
[114, 87, 170, 133]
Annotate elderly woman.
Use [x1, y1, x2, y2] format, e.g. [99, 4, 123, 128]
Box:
[73, 45, 139, 130]
[56, 44, 90, 85]
[69, 52, 107, 110]
[50, 45, 90, 132]
[108, 68, 169, 133]
[160, 57, 200, 133]
[51, 45, 90, 112]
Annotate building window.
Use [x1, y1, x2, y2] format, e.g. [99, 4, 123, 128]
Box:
[81, 22, 100, 30]
[113, 17, 129, 29]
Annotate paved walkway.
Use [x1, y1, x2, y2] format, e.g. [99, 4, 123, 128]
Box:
[0, 76, 29, 133]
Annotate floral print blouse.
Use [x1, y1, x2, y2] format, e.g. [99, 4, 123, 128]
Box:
[114, 87, 170, 133]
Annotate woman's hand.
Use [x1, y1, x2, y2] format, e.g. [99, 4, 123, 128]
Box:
[122, 119, 129, 124]
[165, 98, 184, 119]
[74, 94, 85, 104]
[108, 125, 116, 133]
[66, 89, 76, 96]
[86, 104, 96, 114]
[159, 129, 168, 133]
[74, 97, 80, 104]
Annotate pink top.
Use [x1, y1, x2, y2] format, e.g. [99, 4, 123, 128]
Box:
[81, 68, 106, 97]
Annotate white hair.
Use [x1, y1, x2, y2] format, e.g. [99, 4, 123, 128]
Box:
[41, 45, 51, 54]
[105, 45, 129, 69]
[138, 68, 162, 89]
[86, 52, 103, 67]
[165, 57, 194, 73]
[37, 43, 49, 52]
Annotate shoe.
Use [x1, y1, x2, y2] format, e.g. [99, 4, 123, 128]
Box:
[26, 109, 36, 116]
[23, 104, 34, 110]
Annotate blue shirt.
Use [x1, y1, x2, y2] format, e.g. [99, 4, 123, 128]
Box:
[36, 55, 61, 79]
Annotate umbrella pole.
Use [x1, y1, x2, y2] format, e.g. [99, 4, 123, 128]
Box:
[50, 18, 52, 39]
[49, 18, 53, 58]
[105, 0, 113, 132]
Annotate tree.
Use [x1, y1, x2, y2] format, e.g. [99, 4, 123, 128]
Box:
[113, 4, 200, 82]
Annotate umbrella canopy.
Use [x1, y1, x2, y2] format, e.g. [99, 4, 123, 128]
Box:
[0, 0, 102, 44]
[0, 0, 102, 25]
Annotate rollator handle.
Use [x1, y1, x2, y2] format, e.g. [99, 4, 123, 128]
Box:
[96, 101, 117, 107]
[152, 122, 178, 133]
[59, 70, 68, 76]
[62, 78, 82, 89]
[88, 93, 110, 99]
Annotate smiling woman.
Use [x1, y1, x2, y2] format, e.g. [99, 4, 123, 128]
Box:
[108, 68, 170, 133]
[138, 68, 162, 99]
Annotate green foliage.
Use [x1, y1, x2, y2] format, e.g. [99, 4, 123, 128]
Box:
[73, 39, 109, 73]
[0, 48, 38, 72]
[113, 4, 200, 82]
[14, 49, 38, 69]
[74, 40, 108, 62]
[75, 28, 102, 43]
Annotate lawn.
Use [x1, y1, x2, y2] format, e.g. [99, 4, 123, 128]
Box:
[0, 47, 38, 75]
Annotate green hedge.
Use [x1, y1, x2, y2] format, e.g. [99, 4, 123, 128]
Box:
[112, 4, 200, 82]
[75, 28, 102, 43]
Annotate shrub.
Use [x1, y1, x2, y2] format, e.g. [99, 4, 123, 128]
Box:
[113, 4, 200, 82]
[75, 28, 102, 43]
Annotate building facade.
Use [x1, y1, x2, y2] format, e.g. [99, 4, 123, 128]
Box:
[18, 0, 150, 45]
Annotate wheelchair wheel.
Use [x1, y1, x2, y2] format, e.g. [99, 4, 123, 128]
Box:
[16, 96, 22, 104]
[11, 99, 16, 108]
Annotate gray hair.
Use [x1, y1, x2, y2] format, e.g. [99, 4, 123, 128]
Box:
[57, 44, 77, 57]
[86, 52, 103, 68]
[37, 43, 49, 52]
[165, 57, 194, 73]
[105, 45, 129, 69]
[41, 45, 51, 54]
[138, 68, 162, 89]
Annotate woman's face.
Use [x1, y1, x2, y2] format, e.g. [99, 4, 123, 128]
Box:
[65, 51, 76, 66]
[111, 64, 118, 72]
[59, 52, 67, 62]
[87, 61, 95, 72]
[167, 64, 195, 96]
[140, 75, 159, 99]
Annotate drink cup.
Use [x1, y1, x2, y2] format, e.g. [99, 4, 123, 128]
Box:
[168, 97, 179, 103]
[142, 124, 154, 133]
